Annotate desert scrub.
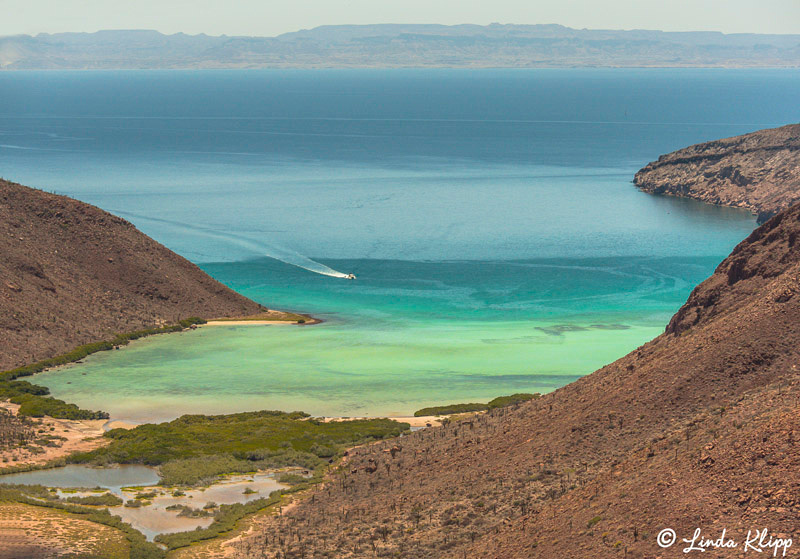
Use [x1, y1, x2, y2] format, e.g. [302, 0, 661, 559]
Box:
[0, 407, 36, 449]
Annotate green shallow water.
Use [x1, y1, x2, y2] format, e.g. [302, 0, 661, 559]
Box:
[38, 317, 661, 422]
[37, 256, 737, 422]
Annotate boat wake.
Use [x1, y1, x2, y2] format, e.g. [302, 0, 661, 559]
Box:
[111, 210, 352, 279]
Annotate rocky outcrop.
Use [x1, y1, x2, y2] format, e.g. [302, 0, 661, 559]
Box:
[634, 123, 800, 223]
[0, 179, 263, 370]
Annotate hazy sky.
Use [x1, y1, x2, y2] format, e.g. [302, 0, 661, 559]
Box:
[2, 0, 799, 37]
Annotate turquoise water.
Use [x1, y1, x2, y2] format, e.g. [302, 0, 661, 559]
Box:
[37, 256, 725, 421]
[3, 69, 797, 421]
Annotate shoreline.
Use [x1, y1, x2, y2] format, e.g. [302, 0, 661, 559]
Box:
[205, 309, 322, 326]
[4, 308, 321, 378]
[203, 319, 319, 326]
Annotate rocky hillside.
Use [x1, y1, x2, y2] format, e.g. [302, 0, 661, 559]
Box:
[0, 179, 262, 370]
[231, 202, 800, 558]
[634, 123, 800, 223]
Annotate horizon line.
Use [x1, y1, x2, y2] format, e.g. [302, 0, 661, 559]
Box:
[4, 23, 800, 40]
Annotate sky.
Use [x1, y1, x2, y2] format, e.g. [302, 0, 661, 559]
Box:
[1, 0, 799, 37]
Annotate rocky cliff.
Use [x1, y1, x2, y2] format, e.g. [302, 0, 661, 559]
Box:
[0, 179, 262, 370]
[634, 123, 800, 223]
[230, 206, 800, 557]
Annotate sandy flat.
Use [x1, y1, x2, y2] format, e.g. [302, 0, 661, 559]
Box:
[204, 310, 319, 326]
[0, 402, 108, 468]
[0, 502, 129, 559]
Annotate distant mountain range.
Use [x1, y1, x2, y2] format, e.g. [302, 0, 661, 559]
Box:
[1, 24, 799, 69]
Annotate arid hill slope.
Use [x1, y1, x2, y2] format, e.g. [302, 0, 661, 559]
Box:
[234, 203, 800, 558]
[0, 179, 262, 370]
[634, 123, 800, 223]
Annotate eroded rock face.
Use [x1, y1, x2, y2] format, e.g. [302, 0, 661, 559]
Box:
[634, 123, 800, 223]
[0, 179, 263, 370]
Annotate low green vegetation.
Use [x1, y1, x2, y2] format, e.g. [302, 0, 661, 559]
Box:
[413, 393, 541, 416]
[0, 318, 206, 419]
[413, 402, 489, 417]
[0, 379, 108, 420]
[158, 455, 253, 486]
[64, 492, 124, 506]
[138, 410, 406, 550]
[277, 472, 308, 485]
[70, 410, 409, 485]
[487, 393, 541, 409]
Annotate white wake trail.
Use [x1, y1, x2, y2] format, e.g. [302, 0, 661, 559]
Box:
[112, 210, 351, 279]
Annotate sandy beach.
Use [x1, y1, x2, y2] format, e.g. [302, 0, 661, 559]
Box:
[204, 320, 302, 326]
[199, 320, 305, 328]
[204, 309, 321, 326]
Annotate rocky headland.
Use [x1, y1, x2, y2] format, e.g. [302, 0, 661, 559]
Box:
[634, 123, 800, 223]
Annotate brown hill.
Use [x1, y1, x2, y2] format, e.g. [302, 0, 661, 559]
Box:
[0, 179, 262, 370]
[231, 205, 800, 556]
[634, 123, 800, 223]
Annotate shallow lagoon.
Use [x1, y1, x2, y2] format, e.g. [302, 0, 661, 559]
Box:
[0, 465, 159, 492]
[39, 255, 739, 422]
[0, 466, 286, 539]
